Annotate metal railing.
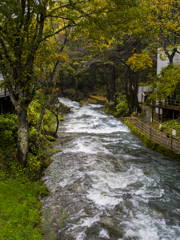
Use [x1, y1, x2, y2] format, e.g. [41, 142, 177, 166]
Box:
[127, 117, 180, 153]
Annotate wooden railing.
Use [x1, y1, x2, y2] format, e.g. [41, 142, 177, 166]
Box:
[127, 117, 180, 153]
[151, 100, 180, 111]
[0, 88, 9, 98]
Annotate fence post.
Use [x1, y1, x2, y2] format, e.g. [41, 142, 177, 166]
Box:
[150, 127, 151, 139]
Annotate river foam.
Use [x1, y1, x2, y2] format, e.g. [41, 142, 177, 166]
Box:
[41, 98, 180, 240]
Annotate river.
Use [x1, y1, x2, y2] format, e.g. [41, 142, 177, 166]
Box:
[42, 98, 180, 240]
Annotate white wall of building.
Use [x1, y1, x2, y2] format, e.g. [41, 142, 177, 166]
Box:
[138, 86, 152, 103]
[156, 48, 180, 114]
[0, 73, 3, 81]
[157, 48, 180, 75]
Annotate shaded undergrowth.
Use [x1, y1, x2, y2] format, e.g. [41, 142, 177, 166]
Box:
[0, 100, 69, 239]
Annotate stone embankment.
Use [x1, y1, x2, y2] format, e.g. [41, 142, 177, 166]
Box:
[125, 117, 180, 162]
[78, 94, 180, 162]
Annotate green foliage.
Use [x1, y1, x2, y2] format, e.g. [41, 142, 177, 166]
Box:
[151, 64, 180, 100]
[27, 98, 56, 131]
[0, 179, 47, 240]
[0, 113, 57, 239]
[0, 96, 63, 239]
[176, 83, 180, 102]
[145, 96, 151, 106]
[41, 110, 56, 133]
[124, 119, 180, 162]
[0, 114, 18, 148]
[160, 119, 180, 138]
[27, 96, 57, 150]
[117, 95, 126, 102]
[116, 100, 128, 114]
[27, 100, 41, 127]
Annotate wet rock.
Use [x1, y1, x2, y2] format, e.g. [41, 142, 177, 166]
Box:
[99, 217, 124, 238]
[75, 186, 83, 193]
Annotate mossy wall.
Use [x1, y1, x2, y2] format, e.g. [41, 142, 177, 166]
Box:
[124, 119, 180, 163]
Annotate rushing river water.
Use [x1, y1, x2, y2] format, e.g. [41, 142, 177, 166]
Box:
[42, 98, 180, 240]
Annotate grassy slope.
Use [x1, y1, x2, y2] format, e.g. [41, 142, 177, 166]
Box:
[0, 115, 62, 239]
[148, 118, 180, 139]
[0, 145, 54, 240]
[0, 180, 45, 240]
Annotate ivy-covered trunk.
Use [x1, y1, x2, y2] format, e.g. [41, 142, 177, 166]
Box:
[16, 107, 29, 167]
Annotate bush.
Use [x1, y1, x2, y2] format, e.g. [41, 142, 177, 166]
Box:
[64, 88, 76, 98]
[116, 100, 128, 114]
[0, 114, 18, 147]
[27, 100, 41, 126]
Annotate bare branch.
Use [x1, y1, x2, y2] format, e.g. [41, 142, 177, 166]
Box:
[41, 23, 75, 41]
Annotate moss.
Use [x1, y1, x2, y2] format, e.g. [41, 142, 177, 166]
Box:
[0, 179, 46, 239]
[124, 119, 180, 162]
[46, 135, 56, 142]
[89, 95, 107, 105]
[87, 98, 98, 104]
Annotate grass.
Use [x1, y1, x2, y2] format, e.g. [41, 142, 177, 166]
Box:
[0, 116, 60, 239]
[0, 145, 52, 240]
[148, 117, 180, 139]
[125, 119, 180, 162]
[90, 95, 108, 101]
[0, 135, 61, 240]
[0, 99, 71, 239]
[0, 180, 46, 240]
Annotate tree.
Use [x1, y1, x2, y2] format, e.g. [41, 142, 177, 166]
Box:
[151, 64, 180, 100]
[136, 0, 180, 62]
[0, 0, 93, 166]
[70, 0, 153, 111]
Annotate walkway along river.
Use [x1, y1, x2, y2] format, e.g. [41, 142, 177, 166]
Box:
[42, 98, 180, 240]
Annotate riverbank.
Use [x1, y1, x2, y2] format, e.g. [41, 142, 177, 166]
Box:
[0, 101, 70, 239]
[124, 118, 180, 162]
[78, 94, 180, 162]
[0, 143, 56, 239]
[40, 97, 180, 240]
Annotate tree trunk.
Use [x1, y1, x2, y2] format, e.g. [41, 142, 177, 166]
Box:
[49, 109, 59, 137]
[55, 113, 59, 136]
[16, 108, 29, 166]
[35, 102, 46, 149]
[109, 64, 116, 103]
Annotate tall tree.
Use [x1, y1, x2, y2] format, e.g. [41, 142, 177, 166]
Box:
[0, 0, 93, 166]
[137, 0, 180, 63]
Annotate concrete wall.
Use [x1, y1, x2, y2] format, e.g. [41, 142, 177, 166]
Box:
[138, 86, 152, 103]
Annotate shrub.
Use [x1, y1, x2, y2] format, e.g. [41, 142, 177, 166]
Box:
[116, 100, 128, 114]
[27, 100, 41, 126]
[0, 114, 18, 147]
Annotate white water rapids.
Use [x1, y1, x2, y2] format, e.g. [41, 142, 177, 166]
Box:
[42, 98, 180, 240]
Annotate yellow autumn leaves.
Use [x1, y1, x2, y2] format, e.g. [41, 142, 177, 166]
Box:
[126, 53, 153, 72]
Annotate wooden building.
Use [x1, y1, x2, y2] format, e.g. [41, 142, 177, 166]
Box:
[0, 73, 15, 114]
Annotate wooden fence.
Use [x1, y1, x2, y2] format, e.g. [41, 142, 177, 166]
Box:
[127, 118, 180, 153]
[151, 100, 180, 111]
